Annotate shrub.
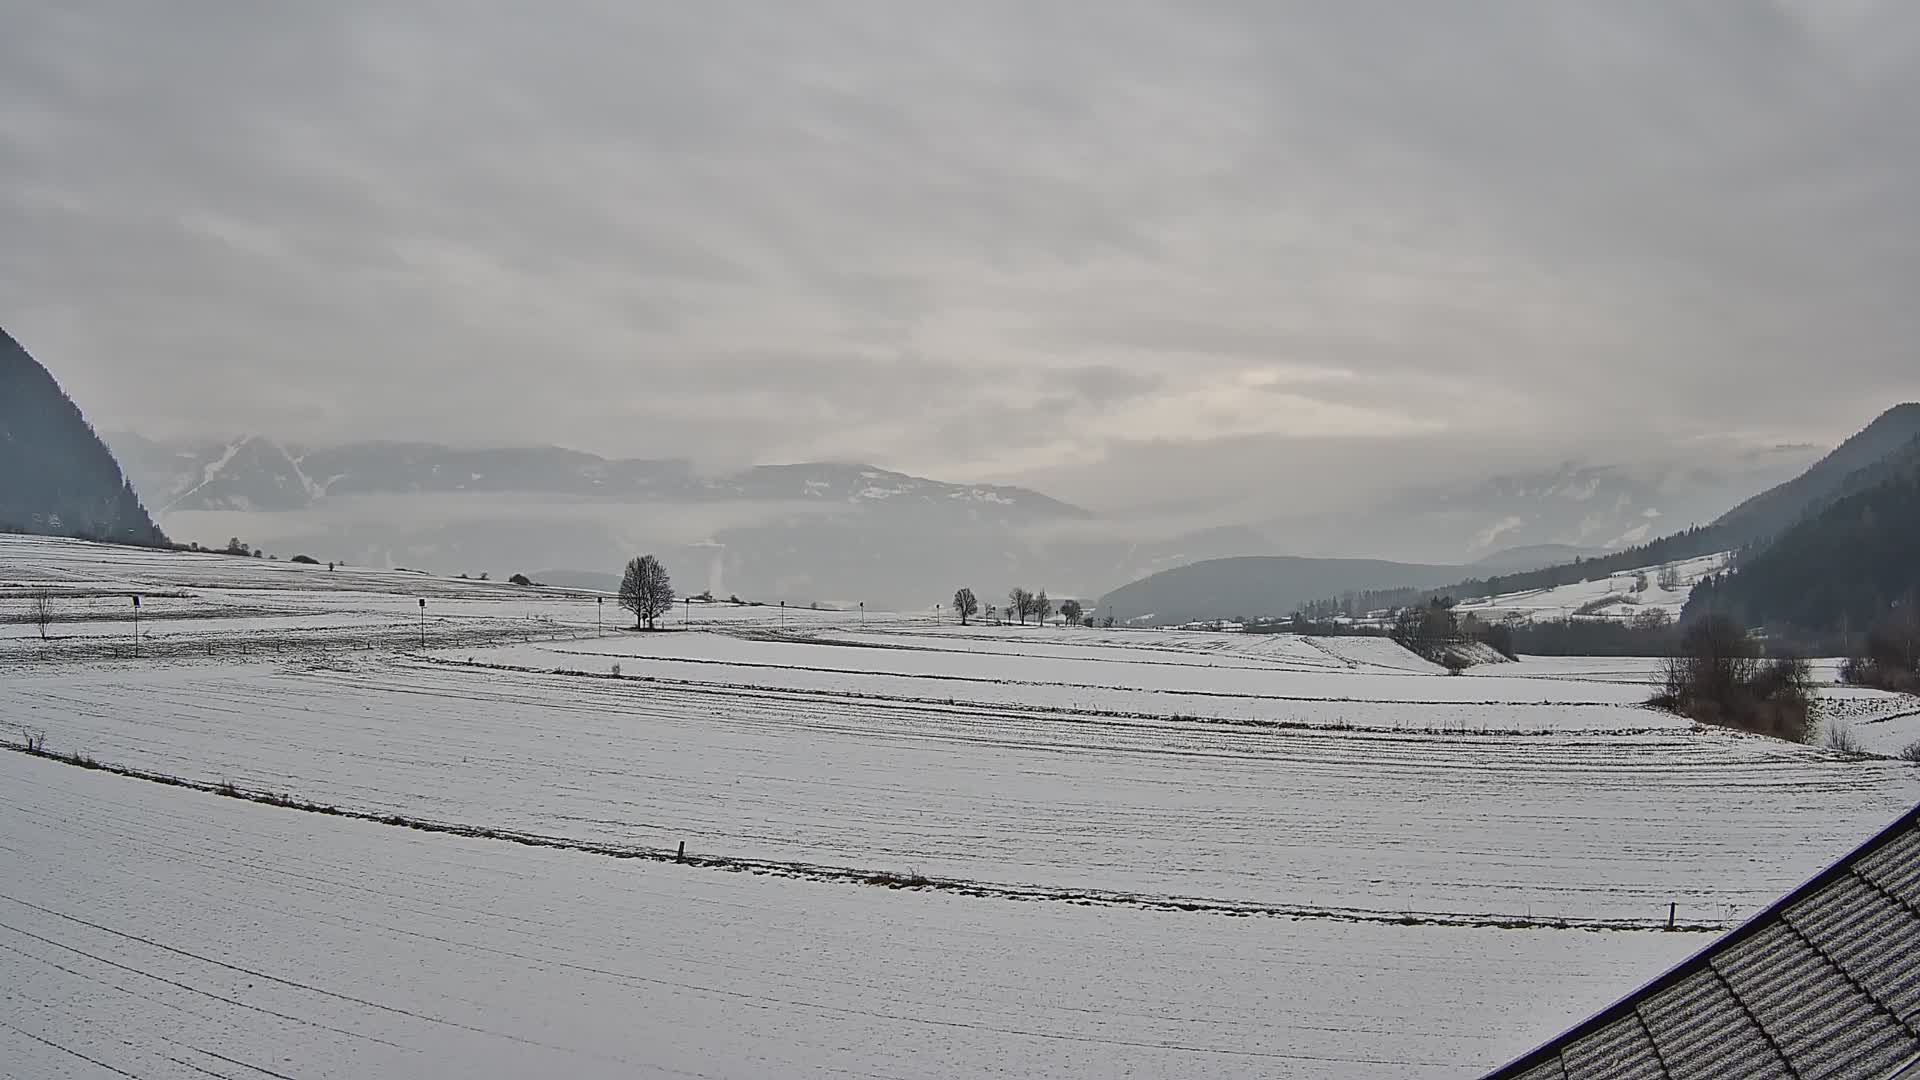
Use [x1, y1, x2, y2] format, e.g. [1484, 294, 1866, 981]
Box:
[1440, 650, 1471, 675]
[1652, 616, 1813, 742]
[508, 573, 533, 586]
[1899, 741, 1920, 763]
[289, 554, 319, 565]
[1824, 722, 1863, 755]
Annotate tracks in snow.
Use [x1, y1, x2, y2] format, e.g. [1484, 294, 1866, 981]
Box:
[2, 741, 1724, 934]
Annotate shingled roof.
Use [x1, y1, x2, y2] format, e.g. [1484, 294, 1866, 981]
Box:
[1486, 804, 1920, 1080]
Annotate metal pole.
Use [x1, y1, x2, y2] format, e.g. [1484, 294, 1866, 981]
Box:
[418, 598, 426, 648]
[684, 596, 690, 629]
[597, 596, 603, 636]
[131, 594, 140, 657]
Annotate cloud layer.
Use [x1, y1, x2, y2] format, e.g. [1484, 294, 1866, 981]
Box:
[6, 1, 1918, 508]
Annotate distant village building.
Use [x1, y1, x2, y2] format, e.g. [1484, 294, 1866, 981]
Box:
[1486, 804, 1920, 1079]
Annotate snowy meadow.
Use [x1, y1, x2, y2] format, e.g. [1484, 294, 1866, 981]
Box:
[4, 534, 1919, 1078]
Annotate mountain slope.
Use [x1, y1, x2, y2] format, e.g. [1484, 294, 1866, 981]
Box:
[0, 329, 164, 545]
[1096, 555, 1468, 625]
[1713, 403, 1920, 546]
[1687, 437, 1920, 632]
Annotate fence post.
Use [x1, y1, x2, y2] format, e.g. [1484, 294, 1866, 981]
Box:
[1668, 902, 1676, 930]
[677, 840, 686, 864]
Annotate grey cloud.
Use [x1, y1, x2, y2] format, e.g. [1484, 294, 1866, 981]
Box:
[4, 1, 1919, 511]
[1049, 365, 1166, 405]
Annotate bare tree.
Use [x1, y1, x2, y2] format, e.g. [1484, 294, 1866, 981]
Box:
[952, 588, 979, 626]
[619, 555, 675, 630]
[1034, 590, 1054, 626]
[1059, 599, 1084, 626]
[1662, 614, 1757, 709]
[1008, 587, 1033, 625]
[1657, 566, 1681, 591]
[30, 590, 53, 641]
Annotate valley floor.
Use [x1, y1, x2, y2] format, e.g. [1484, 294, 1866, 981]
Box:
[4, 534, 1919, 1077]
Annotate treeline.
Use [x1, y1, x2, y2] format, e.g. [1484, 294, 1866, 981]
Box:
[1244, 615, 1389, 638]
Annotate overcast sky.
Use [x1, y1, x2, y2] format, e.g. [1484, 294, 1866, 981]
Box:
[5, 1, 1918, 508]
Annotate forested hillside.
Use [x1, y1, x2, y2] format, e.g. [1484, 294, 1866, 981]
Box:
[1713, 405, 1920, 545]
[0, 328, 165, 545]
[1686, 439, 1920, 634]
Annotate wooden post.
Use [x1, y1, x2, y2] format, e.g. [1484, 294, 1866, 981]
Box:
[1668, 902, 1676, 930]
[676, 840, 686, 864]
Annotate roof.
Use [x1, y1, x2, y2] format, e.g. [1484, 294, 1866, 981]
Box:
[1486, 804, 1920, 1080]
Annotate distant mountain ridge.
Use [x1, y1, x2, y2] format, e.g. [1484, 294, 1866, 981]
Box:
[0, 329, 164, 545]
[1472, 543, 1605, 573]
[1096, 405, 1919, 625]
[105, 418, 1858, 614]
[111, 434, 1088, 522]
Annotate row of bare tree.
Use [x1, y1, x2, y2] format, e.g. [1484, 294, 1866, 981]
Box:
[950, 587, 1089, 627]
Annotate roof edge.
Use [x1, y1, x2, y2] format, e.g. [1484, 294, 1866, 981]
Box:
[1483, 801, 1920, 1079]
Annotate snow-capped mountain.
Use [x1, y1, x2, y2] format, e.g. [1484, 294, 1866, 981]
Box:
[110, 435, 1086, 522]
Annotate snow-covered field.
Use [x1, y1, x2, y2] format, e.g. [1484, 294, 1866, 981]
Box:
[4, 534, 1919, 1078]
[0, 750, 1697, 1079]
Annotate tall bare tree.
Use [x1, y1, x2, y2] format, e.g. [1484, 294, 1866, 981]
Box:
[620, 555, 675, 630]
[1008, 587, 1033, 625]
[952, 588, 979, 626]
[1034, 590, 1054, 626]
[30, 590, 53, 641]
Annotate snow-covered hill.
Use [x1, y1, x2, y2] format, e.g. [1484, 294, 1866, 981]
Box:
[1453, 552, 1730, 624]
